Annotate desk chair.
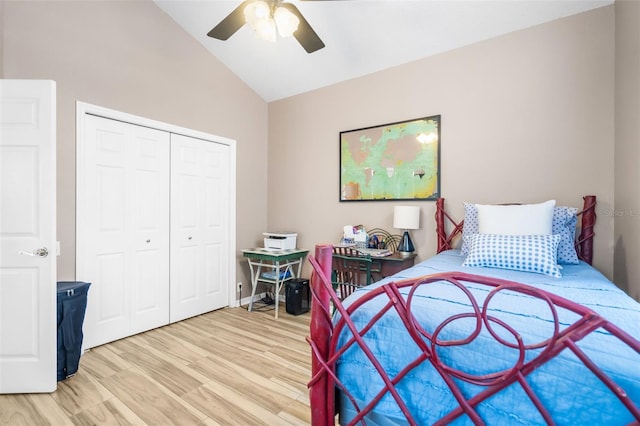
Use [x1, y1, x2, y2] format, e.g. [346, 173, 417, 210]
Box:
[331, 251, 372, 301]
[333, 245, 385, 284]
[333, 246, 360, 256]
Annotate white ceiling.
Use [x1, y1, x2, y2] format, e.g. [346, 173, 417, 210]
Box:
[155, 0, 612, 102]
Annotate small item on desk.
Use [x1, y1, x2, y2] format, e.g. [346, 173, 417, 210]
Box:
[342, 224, 368, 248]
[341, 225, 355, 245]
[357, 247, 393, 257]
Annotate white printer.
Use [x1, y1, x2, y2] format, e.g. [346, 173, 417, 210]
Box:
[263, 232, 297, 250]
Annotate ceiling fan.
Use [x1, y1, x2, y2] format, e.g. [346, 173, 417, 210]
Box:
[207, 0, 325, 54]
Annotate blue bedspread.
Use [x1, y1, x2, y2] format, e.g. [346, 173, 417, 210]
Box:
[337, 250, 640, 425]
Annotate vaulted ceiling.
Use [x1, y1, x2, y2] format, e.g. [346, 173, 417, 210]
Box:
[155, 0, 612, 102]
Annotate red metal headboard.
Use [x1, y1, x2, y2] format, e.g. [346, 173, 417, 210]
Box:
[435, 196, 597, 265]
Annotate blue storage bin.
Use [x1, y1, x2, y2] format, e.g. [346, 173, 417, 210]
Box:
[56, 281, 91, 381]
[261, 269, 292, 280]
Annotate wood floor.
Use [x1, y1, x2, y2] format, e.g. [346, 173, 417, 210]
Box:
[0, 305, 313, 426]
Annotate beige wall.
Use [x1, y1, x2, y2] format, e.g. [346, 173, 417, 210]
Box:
[2, 1, 631, 299]
[269, 6, 616, 280]
[1, 0, 268, 293]
[615, 0, 640, 300]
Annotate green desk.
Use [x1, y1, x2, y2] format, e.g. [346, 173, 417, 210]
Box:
[242, 248, 309, 319]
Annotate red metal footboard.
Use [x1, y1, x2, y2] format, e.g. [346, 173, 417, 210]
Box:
[307, 244, 640, 426]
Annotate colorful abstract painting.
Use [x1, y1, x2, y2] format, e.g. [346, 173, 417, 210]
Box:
[340, 115, 440, 201]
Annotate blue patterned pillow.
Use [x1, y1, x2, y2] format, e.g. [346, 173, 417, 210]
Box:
[460, 202, 478, 256]
[553, 206, 579, 264]
[462, 234, 562, 278]
[460, 203, 579, 264]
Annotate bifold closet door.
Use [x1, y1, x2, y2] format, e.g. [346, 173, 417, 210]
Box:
[78, 115, 170, 349]
[170, 134, 230, 323]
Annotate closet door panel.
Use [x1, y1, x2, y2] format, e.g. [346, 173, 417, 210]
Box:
[170, 134, 229, 323]
[130, 133, 170, 334]
[79, 116, 169, 349]
[92, 252, 129, 347]
[205, 244, 223, 295]
[131, 249, 164, 329]
[95, 164, 127, 336]
[82, 122, 130, 348]
[98, 165, 126, 234]
[204, 166, 225, 297]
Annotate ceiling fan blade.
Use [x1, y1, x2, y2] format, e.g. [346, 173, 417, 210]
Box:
[207, 1, 251, 40]
[280, 3, 325, 53]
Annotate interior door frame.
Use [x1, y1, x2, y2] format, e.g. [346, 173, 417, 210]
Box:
[76, 102, 238, 309]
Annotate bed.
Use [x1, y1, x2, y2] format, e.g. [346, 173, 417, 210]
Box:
[307, 196, 640, 425]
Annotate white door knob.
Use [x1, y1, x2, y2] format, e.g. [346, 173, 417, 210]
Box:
[19, 247, 49, 258]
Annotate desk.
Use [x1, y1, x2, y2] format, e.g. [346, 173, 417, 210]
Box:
[370, 252, 417, 281]
[242, 248, 308, 319]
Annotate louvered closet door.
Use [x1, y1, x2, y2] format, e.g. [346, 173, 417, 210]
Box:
[79, 115, 170, 349]
[170, 134, 230, 323]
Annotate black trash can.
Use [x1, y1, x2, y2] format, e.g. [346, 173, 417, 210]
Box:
[285, 278, 310, 315]
[56, 281, 91, 381]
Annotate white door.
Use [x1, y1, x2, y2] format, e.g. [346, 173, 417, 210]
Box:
[0, 80, 56, 393]
[170, 134, 229, 322]
[78, 115, 170, 349]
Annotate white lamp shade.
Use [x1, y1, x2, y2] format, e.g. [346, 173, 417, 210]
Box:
[393, 206, 420, 230]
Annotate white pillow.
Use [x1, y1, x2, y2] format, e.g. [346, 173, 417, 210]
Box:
[477, 200, 555, 235]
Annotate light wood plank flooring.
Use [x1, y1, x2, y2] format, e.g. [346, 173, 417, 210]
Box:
[0, 306, 312, 426]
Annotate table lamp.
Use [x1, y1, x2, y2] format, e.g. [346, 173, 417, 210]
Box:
[393, 206, 420, 256]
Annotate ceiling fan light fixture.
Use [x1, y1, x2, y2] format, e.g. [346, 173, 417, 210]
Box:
[208, 0, 324, 53]
[274, 6, 299, 38]
[255, 17, 277, 42]
[244, 0, 270, 31]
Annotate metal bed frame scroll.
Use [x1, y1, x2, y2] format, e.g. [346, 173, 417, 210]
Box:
[307, 195, 640, 425]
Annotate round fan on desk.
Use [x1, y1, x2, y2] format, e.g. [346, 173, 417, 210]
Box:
[207, 0, 327, 53]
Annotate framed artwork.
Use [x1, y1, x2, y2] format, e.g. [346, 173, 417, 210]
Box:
[340, 115, 440, 201]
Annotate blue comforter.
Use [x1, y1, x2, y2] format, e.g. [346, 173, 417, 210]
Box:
[337, 250, 640, 425]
